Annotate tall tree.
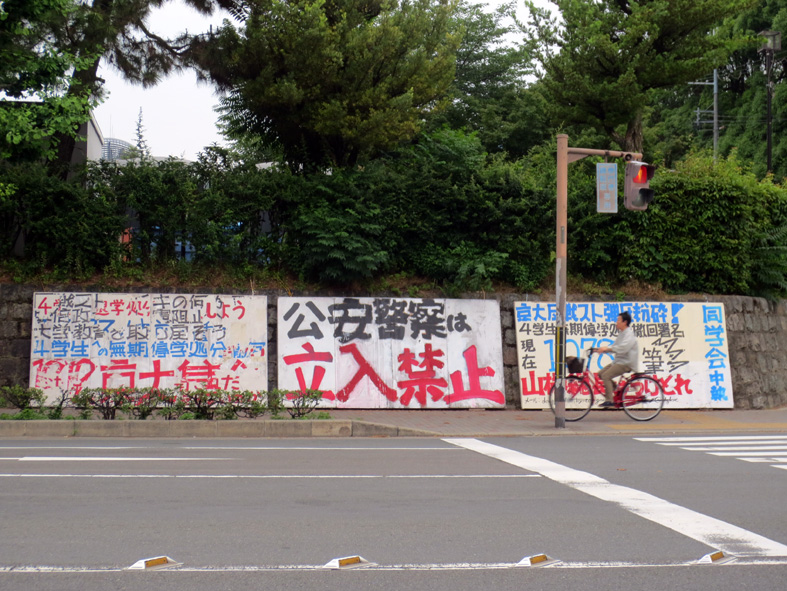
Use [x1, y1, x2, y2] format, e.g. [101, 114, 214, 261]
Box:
[1, 0, 217, 173]
[191, 0, 461, 171]
[425, 1, 549, 158]
[644, 0, 787, 177]
[0, 0, 98, 162]
[525, 0, 756, 152]
[134, 107, 151, 157]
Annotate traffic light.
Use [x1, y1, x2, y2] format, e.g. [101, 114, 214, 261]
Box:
[624, 161, 656, 211]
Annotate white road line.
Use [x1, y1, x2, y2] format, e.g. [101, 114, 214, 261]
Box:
[686, 446, 787, 452]
[0, 473, 539, 479]
[635, 436, 787, 471]
[707, 451, 787, 457]
[0, 447, 143, 450]
[445, 438, 787, 557]
[17, 457, 232, 462]
[636, 436, 787, 442]
[658, 442, 787, 448]
[182, 447, 460, 451]
[0, 446, 460, 452]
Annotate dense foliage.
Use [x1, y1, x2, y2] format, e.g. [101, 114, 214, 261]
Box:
[192, 0, 461, 170]
[3, 133, 787, 297]
[3, 0, 787, 299]
[0, 0, 98, 163]
[525, 0, 757, 153]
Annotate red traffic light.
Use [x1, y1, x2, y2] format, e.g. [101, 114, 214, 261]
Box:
[632, 164, 655, 184]
[624, 161, 656, 211]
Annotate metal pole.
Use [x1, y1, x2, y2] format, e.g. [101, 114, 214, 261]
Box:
[554, 134, 568, 429]
[767, 51, 773, 173]
[713, 69, 719, 161]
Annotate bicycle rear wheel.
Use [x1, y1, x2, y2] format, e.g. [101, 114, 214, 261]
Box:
[621, 376, 665, 421]
[548, 376, 594, 421]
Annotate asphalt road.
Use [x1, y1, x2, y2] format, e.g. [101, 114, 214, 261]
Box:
[1, 435, 786, 591]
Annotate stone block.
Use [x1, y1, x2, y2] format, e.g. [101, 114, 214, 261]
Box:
[501, 310, 513, 329]
[216, 421, 267, 437]
[168, 421, 218, 437]
[127, 421, 170, 437]
[0, 322, 18, 339]
[8, 421, 76, 437]
[726, 313, 744, 332]
[2, 284, 35, 302]
[0, 421, 28, 437]
[350, 421, 398, 437]
[75, 421, 130, 437]
[11, 340, 31, 357]
[311, 420, 352, 437]
[265, 420, 312, 437]
[503, 345, 518, 367]
[10, 303, 31, 321]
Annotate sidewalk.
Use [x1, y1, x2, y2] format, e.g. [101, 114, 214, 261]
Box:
[328, 407, 787, 437]
[2, 407, 785, 438]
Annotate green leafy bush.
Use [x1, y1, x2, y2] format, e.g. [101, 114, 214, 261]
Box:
[71, 387, 134, 420]
[619, 153, 774, 294]
[284, 389, 324, 418]
[0, 385, 45, 410]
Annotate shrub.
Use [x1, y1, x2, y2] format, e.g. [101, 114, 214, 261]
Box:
[0, 385, 45, 410]
[71, 387, 134, 420]
[285, 389, 324, 418]
[618, 153, 770, 294]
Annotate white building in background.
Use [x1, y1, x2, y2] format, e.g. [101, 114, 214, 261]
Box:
[70, 112, 105, 165]
[102, 137, 134, 161]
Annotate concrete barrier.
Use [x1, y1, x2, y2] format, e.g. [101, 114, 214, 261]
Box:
[0, 419, 365, 438]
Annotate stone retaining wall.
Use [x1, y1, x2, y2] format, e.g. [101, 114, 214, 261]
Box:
[2, 284, 785, 409]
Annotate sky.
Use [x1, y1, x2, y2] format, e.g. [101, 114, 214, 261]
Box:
[93, 2, 230, 160]
[93, 0, 537, 161]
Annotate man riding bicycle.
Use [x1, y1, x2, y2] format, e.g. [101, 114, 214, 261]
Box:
[593, 311, 639, 408]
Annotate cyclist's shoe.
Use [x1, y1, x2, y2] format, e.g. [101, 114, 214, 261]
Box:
[599, 401, 615, 408]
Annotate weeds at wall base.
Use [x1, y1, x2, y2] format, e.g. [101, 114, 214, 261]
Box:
[0, 386, 325, 421]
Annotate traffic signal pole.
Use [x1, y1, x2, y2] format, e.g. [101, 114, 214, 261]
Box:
[554, 135, 641, 428]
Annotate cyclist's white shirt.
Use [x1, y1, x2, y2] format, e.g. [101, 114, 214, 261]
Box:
[610, 326, 639, 371]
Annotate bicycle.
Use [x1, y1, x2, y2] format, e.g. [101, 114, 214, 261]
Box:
[548, 348, 666, 422]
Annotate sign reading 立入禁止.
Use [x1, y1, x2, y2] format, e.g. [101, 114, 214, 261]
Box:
[515, 301, 733, 409]
[30, 292, 268, 403]
[278, 297, 504, 408]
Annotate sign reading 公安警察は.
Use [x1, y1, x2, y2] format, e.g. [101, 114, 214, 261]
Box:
[278, 297, 504, 409]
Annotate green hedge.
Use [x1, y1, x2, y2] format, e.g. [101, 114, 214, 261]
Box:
[2, 139, 787, 298]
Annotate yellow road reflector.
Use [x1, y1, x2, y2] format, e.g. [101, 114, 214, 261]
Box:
[516, 553, 560, 567]
[323, 555, 375, 569]
[339, 556, 361, 567]
[698, 550, 736, 565]
[126, 555, 183, 570]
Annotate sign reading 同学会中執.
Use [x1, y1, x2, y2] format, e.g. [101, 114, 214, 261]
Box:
[277, 297, 504, 409]
[515, 301, 733, 409]
[30, 292, 268, 403]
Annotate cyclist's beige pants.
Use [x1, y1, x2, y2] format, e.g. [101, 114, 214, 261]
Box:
[598, 363, 632, 401]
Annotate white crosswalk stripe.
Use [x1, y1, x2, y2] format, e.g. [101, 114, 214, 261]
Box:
[635, 436, 787, 471]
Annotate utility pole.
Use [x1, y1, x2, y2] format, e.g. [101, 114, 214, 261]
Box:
[554, 136, 641, 428]
[760, 31, 781, 174]
[689, 69, 719, 161]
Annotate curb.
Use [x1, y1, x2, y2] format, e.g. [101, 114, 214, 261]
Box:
[0, 420, 361, 438]
[0, 420, 439, 438]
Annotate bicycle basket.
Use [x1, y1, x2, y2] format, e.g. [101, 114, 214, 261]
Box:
[566, 356, 584, 374]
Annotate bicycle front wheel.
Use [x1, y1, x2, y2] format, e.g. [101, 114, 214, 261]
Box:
[548, 376, 594, 421]
[621, 376, 665, 421]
